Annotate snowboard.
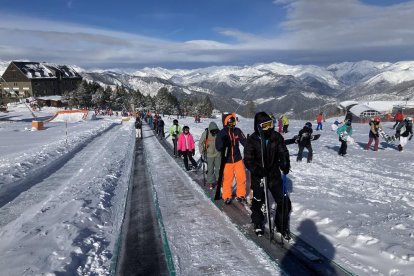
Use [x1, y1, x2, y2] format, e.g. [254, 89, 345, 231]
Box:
[378, 128, 397, 144]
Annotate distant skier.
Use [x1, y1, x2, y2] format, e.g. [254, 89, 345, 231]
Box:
[316, 112, 323, 131]
[336, 119, 353, 156]
[177, 126, 198, 171]
[169, 119, 182, 157]
[244, 112, 291, 237]
[281, 114, 289, 133]
[278, 116, 283, 133]
[134, 117, 142, 139]
[395, 117, 413, 152]
[393, 110, 404, 129]
[215, 112, 247, 204]
[157, 117, 165, 139]
[365, 117, 381, 151]
[296, 122, 314, 163]
[331, 119, 341, 131]
[198, 122, 221, 189]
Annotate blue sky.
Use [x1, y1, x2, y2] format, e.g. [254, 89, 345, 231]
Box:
[1, 0, 414, 69]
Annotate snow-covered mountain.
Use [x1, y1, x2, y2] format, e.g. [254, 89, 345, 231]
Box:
[77, 61, 414, 118]
[2, 60, 414, 117]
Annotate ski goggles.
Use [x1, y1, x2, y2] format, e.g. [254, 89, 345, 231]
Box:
[259, 120, 274, 130]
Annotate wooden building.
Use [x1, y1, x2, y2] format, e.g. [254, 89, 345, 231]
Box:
[0, 61, 82, 103]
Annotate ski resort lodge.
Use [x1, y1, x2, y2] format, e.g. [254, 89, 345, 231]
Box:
[339, 100, 414, 122]
[0, 61, 82, 105]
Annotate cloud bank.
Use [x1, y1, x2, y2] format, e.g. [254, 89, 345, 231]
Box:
[1, 0, 414, 68]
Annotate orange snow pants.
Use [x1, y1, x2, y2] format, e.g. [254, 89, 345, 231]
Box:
[222, 160, 246, 200]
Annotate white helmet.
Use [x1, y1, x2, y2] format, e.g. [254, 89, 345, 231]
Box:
[406, 116, 412, 121]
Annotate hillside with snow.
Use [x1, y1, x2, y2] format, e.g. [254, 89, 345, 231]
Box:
[0, 106, 413, 275]
[2, 60, 414, 117]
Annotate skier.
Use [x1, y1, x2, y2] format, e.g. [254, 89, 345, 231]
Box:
[157, 117, 165, 139]
[316, 112, 323, 131]
[331, 119, 341, 131]
[281, 114, 289, 133]
[296, 122, 314, 162]
[244, 112, 291, 237]
[336, 119, 353, 156]
[393, 110, 404, 129]
[169, 119, 182, 157]
[215, 112, 247, 204]
[134, 117, 142, 139]
[177, 126, 198, 171]
[278, 116, 283, 133]
[365, 117, 381, 151]
[198, 122, 221, 189]
[395, 117, 413, 152]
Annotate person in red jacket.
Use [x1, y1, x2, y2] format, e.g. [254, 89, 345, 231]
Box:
[177, 126, 198, 171]
[316, 112, 323, 131]
[393, 110, 404, 129]
[215, 113, 247, 204]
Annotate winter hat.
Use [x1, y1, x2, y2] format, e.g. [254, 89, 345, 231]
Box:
[208, 121, 219, 131]
[173, 119, 178, 125]
[305, 122, 312, 129]
[254, 112, 272, 134]
[183, 125, 190, 131]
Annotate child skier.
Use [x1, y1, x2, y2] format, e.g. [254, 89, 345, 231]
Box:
[365, 117, 381, 151]
[177, 126, 198, 171]
[395, 117, 413, 152]
[169, 119, 182, 157]
[296, 122, 314, 162]
[336, 119, 353, 156]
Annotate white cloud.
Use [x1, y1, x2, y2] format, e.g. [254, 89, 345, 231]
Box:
[1, 1, 414, 68]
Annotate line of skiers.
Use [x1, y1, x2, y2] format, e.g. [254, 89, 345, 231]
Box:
[169, 112, 292, 239]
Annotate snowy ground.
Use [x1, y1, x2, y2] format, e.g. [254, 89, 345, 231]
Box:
[0, 105, 413, 275]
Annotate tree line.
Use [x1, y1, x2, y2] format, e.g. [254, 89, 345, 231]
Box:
[63, 80, 214, 117]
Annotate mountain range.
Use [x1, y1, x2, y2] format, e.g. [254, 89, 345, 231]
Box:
[2, 60, 414, 118]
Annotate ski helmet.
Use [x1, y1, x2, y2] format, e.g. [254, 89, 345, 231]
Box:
[173, 119, 178, 125]
[305, 122, 312, 129]
[374, 117, 380, 123]
[406, 116, 412, 121]
[183, 125, 190, 132]
[345, 119, 352, 126]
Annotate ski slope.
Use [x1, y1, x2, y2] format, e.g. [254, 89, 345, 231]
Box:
[0, 108, 413, 275]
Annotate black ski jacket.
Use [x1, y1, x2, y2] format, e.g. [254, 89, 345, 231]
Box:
[244, 130, 290, 181]
[396, 120, 413, 137]
[297, 127, 313, 146]
[215, 126, 246, 163]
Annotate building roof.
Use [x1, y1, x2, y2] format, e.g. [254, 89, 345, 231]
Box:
[339, 100, 358, 109]
[349, 104, 381, 116]
[12, 61, 81, 80]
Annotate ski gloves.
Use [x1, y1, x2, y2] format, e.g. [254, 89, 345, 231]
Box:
[280, 164, 290, 175]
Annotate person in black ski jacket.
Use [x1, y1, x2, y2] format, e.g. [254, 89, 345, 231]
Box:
[296, 122, 313, 163]
[395, 116, 413, 152]
[134, 117, 142, 139]
[157, 118, 165, 139]
[244, 112, 291, 238]
[215, 113, 247, 204]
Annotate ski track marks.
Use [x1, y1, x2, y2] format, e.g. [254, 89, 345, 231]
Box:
[288, 123, 414, 275]
[0, 121, 135, 275]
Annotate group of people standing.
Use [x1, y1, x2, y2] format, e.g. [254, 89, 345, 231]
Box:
[169, 112, 292, 239]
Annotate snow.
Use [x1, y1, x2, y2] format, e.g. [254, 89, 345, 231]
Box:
[1, 106, 414, 275]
